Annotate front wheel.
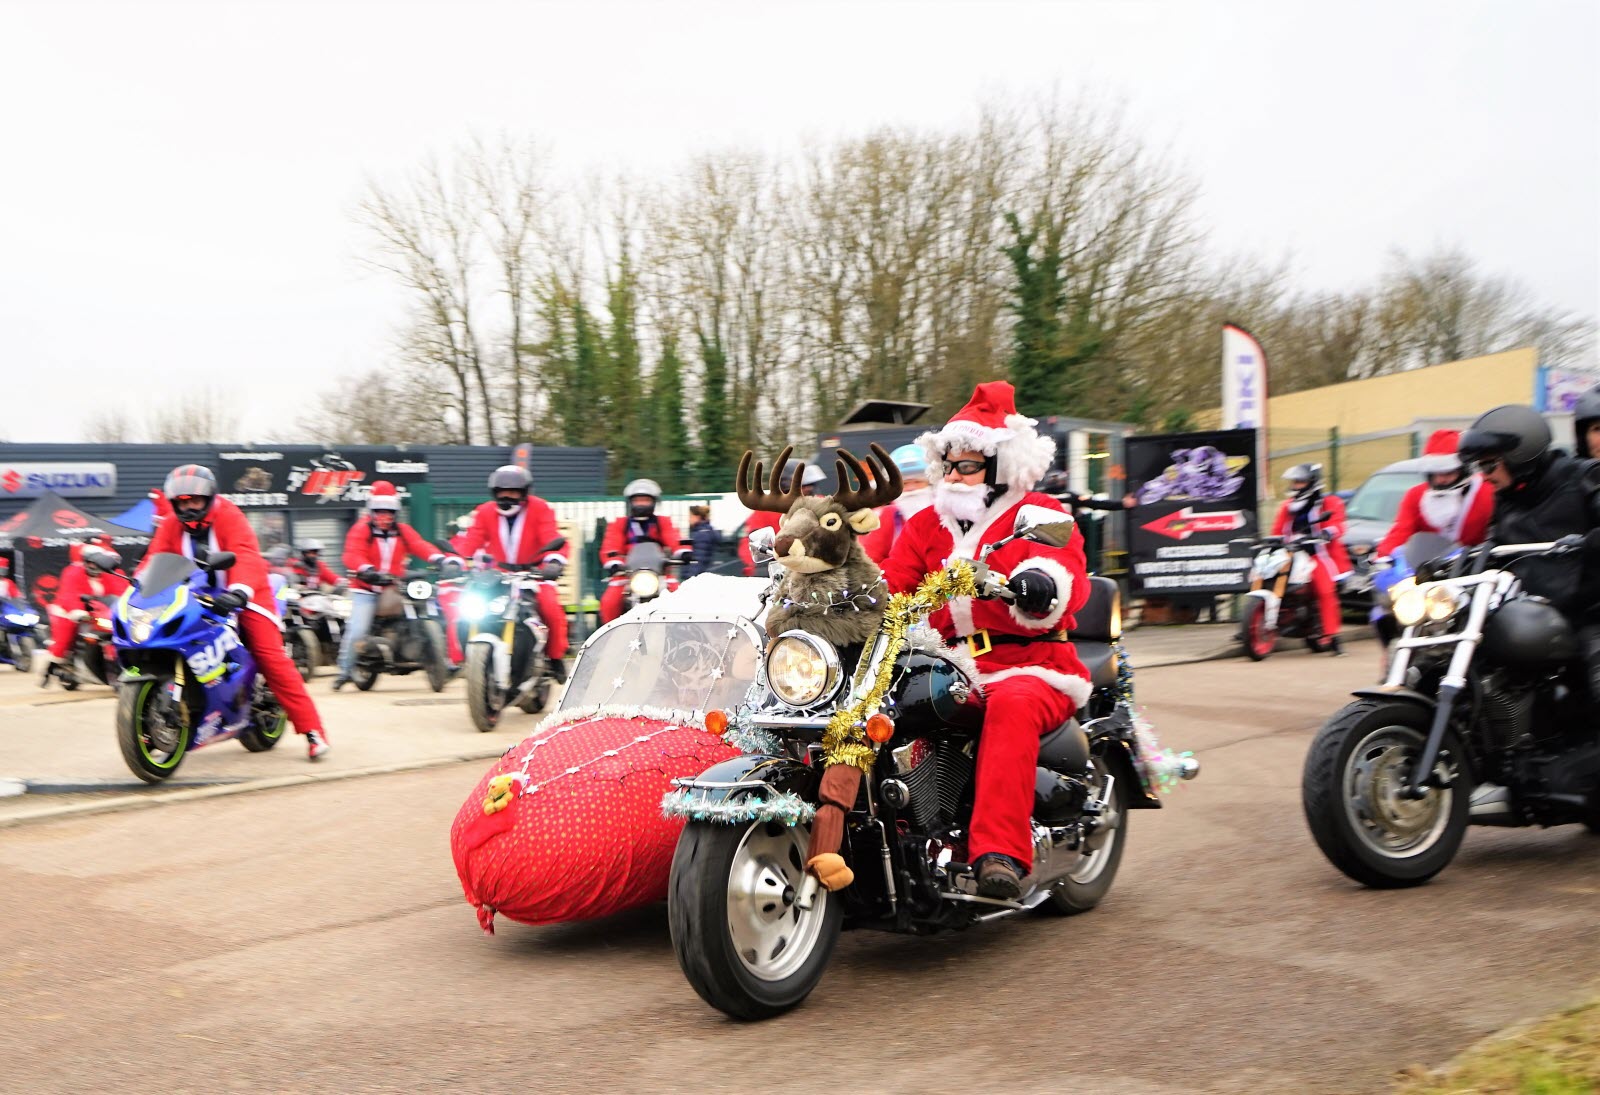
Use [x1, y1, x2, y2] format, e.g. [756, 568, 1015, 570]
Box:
[1241, 598, 1275, 660]
[1039, 761, 1128, 915]
[465, 643, 502, 732]
[289, 628, 318, 683]
[421, 620, 450, 693]
[668, 818, 843, 1020]
[116, 678, 189, 783]
[1302, 699, 1470, 888]
[11, 634, 34, 671]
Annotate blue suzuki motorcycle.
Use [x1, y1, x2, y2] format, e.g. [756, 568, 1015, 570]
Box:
[112, 551, 287, 782]
[0, 595, 41, 671]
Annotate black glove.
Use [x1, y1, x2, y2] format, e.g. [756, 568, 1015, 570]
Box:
[206, 589, 249, 614]
[538, 559, 564, 582]
[1006, 569, 1059, 617]
[357, 565, 381, 583]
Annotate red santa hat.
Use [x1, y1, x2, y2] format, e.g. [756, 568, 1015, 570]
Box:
[1417, 429, 1463, 475]
[367, 480, 402, 512]
[918, 380, 1056, 491]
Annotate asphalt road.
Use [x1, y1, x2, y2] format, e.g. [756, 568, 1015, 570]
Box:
[2, 645, 1597, 1094]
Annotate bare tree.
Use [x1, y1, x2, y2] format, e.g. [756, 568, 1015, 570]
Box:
[144, 388, 239, 444]
[82, 406, 138, 443]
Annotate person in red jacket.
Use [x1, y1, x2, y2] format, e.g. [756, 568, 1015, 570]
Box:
[882, 382, 1091, 899]
[333, 481, 456, 687]
[1375, 429, 1494, 559]
[0, 549, 20, 602]
[291, 538, 342, 589]
[450, 465, 570, 678]
[141, 465, 330, 759]
[598, 479, 691, 622]
[862, 444, 935, 563]
[1272, 462, 1350, 655]
[42, 541, 129, 682]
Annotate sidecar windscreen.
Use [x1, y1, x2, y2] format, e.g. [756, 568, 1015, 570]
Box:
[559, 619, 759, 714]
[625, 541, 666, 572]
[137, 553, 199, 597]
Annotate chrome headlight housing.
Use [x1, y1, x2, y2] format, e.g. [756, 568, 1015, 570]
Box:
[1423, 584, 1463, 623]
[629, 570, 662, 600]
[765, 630, 842, 709]
[1391, 579, 1425, 627]
[406, 580, 434, 601]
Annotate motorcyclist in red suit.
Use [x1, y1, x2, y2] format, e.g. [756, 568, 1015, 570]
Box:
[43, 541, 129, 682]
[291, 538, 342, 589]
[598, 478, 691, 622]
[1270, 463, 1349, 655]
[450, 465, 570, 680]
[141, 465, 331, 760]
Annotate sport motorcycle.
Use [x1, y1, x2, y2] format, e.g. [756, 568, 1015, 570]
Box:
[0, 594, 41, 672]
[1237, 534, 1329, 660]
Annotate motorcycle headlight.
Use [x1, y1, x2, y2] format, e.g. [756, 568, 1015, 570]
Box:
[407, 580, 434, 600]
[1424, 584, 1462, 622]
[121, 606, 158, 643]
[765, 631, 841, 708]
[488, 595, 510, 615]
[1392, 581, 1426, 627]
[629, 570, 662, 600]
[4, 612, 38, 626]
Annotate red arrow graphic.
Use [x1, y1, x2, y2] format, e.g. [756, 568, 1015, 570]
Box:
[1141, 507, 1246, 542]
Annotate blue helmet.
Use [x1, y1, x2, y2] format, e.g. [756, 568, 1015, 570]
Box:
[890, 444, 928, 478]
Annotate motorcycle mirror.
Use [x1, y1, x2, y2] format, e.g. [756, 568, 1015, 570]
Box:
[1012, 504, 1076, 548]
[748, 526, 776, 563]
[203, 550, 237, 571]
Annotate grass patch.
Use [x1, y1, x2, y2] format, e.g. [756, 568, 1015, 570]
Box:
[1395, 997, 1600, 1094]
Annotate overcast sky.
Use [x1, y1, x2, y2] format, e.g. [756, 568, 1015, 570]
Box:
[2, 0, 1596, 444]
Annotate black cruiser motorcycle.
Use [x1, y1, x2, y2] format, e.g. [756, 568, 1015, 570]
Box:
[666, 505, 1198, 1019]
[1303, 540, 1600, 888]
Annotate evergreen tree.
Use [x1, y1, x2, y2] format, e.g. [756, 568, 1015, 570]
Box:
[604, 255, 643, 487]
[648, 334, 692, 492]
[1003, 210, 1066, 416]
[696, 331, 730, 490]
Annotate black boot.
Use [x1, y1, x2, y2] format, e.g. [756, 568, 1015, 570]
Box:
[547, 656, 567, 685]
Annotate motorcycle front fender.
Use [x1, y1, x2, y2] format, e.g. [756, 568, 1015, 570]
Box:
[1244, 587, 1281, 630]
[469, 632, 511, 689]
[669, 754, 815, 812]
[1351, 685, 1436, 710]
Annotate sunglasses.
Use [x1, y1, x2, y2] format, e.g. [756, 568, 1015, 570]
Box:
[1472, 456, 1504, 474]
[944, 459, 988, 477]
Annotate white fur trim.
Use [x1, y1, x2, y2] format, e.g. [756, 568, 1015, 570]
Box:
[978, 664, 1092, 709]
[906, 623, 985, 696]
[227, 582, 254, 599]
[1004, 556, 1073, 631]
[934, 487, 1032, 636]
[919, 413, 1055, 490]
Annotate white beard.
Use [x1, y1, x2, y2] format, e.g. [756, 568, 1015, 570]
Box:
[935, 481, 992, 524]
[895, 487, 932, 520]
[1418, 487, 1466, 533]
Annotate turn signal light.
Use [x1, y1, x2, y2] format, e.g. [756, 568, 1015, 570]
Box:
[864, 713, 895, 743]
[705, 709, 730, 735]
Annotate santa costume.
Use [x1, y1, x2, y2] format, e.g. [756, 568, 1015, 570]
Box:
[1376, 429, 1494, 556]
[451, 488, 569, 661]
[880, 381, 1091, 871]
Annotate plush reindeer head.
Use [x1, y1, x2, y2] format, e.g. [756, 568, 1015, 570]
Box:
[737, 444, 903, 574]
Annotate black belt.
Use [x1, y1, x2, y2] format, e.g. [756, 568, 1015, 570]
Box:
[960, 628, 1069, 656]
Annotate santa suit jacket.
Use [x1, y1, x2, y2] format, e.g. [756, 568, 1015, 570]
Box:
[451, 499, 567, 569]
[737, 509, 784, 577]
[290, 558, 341, 589]
[1377, 477, 1494, 556]
[1272, 493, 1353, 580]
[880, 491, 1093, 710]
[0, 577, 21, 601]
[343, 519, 446, 591]
[51, 564, 130, 619]
[141, 497, 278, 625]
[600, 514, 684, 567]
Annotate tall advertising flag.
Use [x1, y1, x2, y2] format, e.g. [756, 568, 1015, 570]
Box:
[1222, 323, 1269, 496]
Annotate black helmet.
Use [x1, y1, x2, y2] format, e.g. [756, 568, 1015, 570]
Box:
[1574, 384, 1600, 458]
[1458, 405, 1551, 482]
[1281, 462, 1322, 500]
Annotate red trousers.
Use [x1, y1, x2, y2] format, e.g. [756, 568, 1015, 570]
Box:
[599, 577, 679, 624]
[968, 674, 1076, 867]
[47, 615, 80, 659]
[239, 610, 323, 735]
[437, 586, 463, 664]
[1308, 564, 1342, 639]
[535, 582, 568, 660]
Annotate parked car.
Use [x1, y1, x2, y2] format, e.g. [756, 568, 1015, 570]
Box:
[1338, 457, 1431, 613]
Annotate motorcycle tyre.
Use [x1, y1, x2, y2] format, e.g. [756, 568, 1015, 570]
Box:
[516, 676, 552, 714]
[1037, 772, 1128, 915]
[465, 643, 501, 732]
[12, 635, 34, 671]
[239, 707, 288, 752]
[1302, 699, 1469, 889]
[117, 678, 187, 783]
[1242, 599, 1275, 661]
[422, 621, 450, 694]
[290, 628, 319, 683]
[668, 819, 843, 1021]
[352, 660, 379, 692]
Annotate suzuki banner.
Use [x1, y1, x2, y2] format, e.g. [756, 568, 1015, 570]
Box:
[218, 449, 429, 509]
[0, 462, 117, 499]
[1126, 429, 1259, 595]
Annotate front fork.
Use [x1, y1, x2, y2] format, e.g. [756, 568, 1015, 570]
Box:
[1398, 584, 1495, 798]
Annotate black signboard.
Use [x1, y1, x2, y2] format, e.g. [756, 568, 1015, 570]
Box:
[217, 449, 430, 509]
[1125, 428, 1259, 595]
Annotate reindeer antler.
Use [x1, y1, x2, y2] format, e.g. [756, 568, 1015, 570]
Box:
[736, 445, 805, 514]
[833, 443, 903, 512]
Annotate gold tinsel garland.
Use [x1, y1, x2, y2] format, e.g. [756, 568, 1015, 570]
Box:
[820, 561, 979, 771]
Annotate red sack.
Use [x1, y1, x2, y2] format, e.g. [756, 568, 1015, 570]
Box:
[450, 712, 739, 932]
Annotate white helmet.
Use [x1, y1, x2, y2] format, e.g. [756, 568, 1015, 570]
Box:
[801, 464, 827, 488]
[623, 478, 662, 500]
[296, 538, 323, 553]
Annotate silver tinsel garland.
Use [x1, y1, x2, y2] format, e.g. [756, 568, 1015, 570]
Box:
[661, 788, 817, 826]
